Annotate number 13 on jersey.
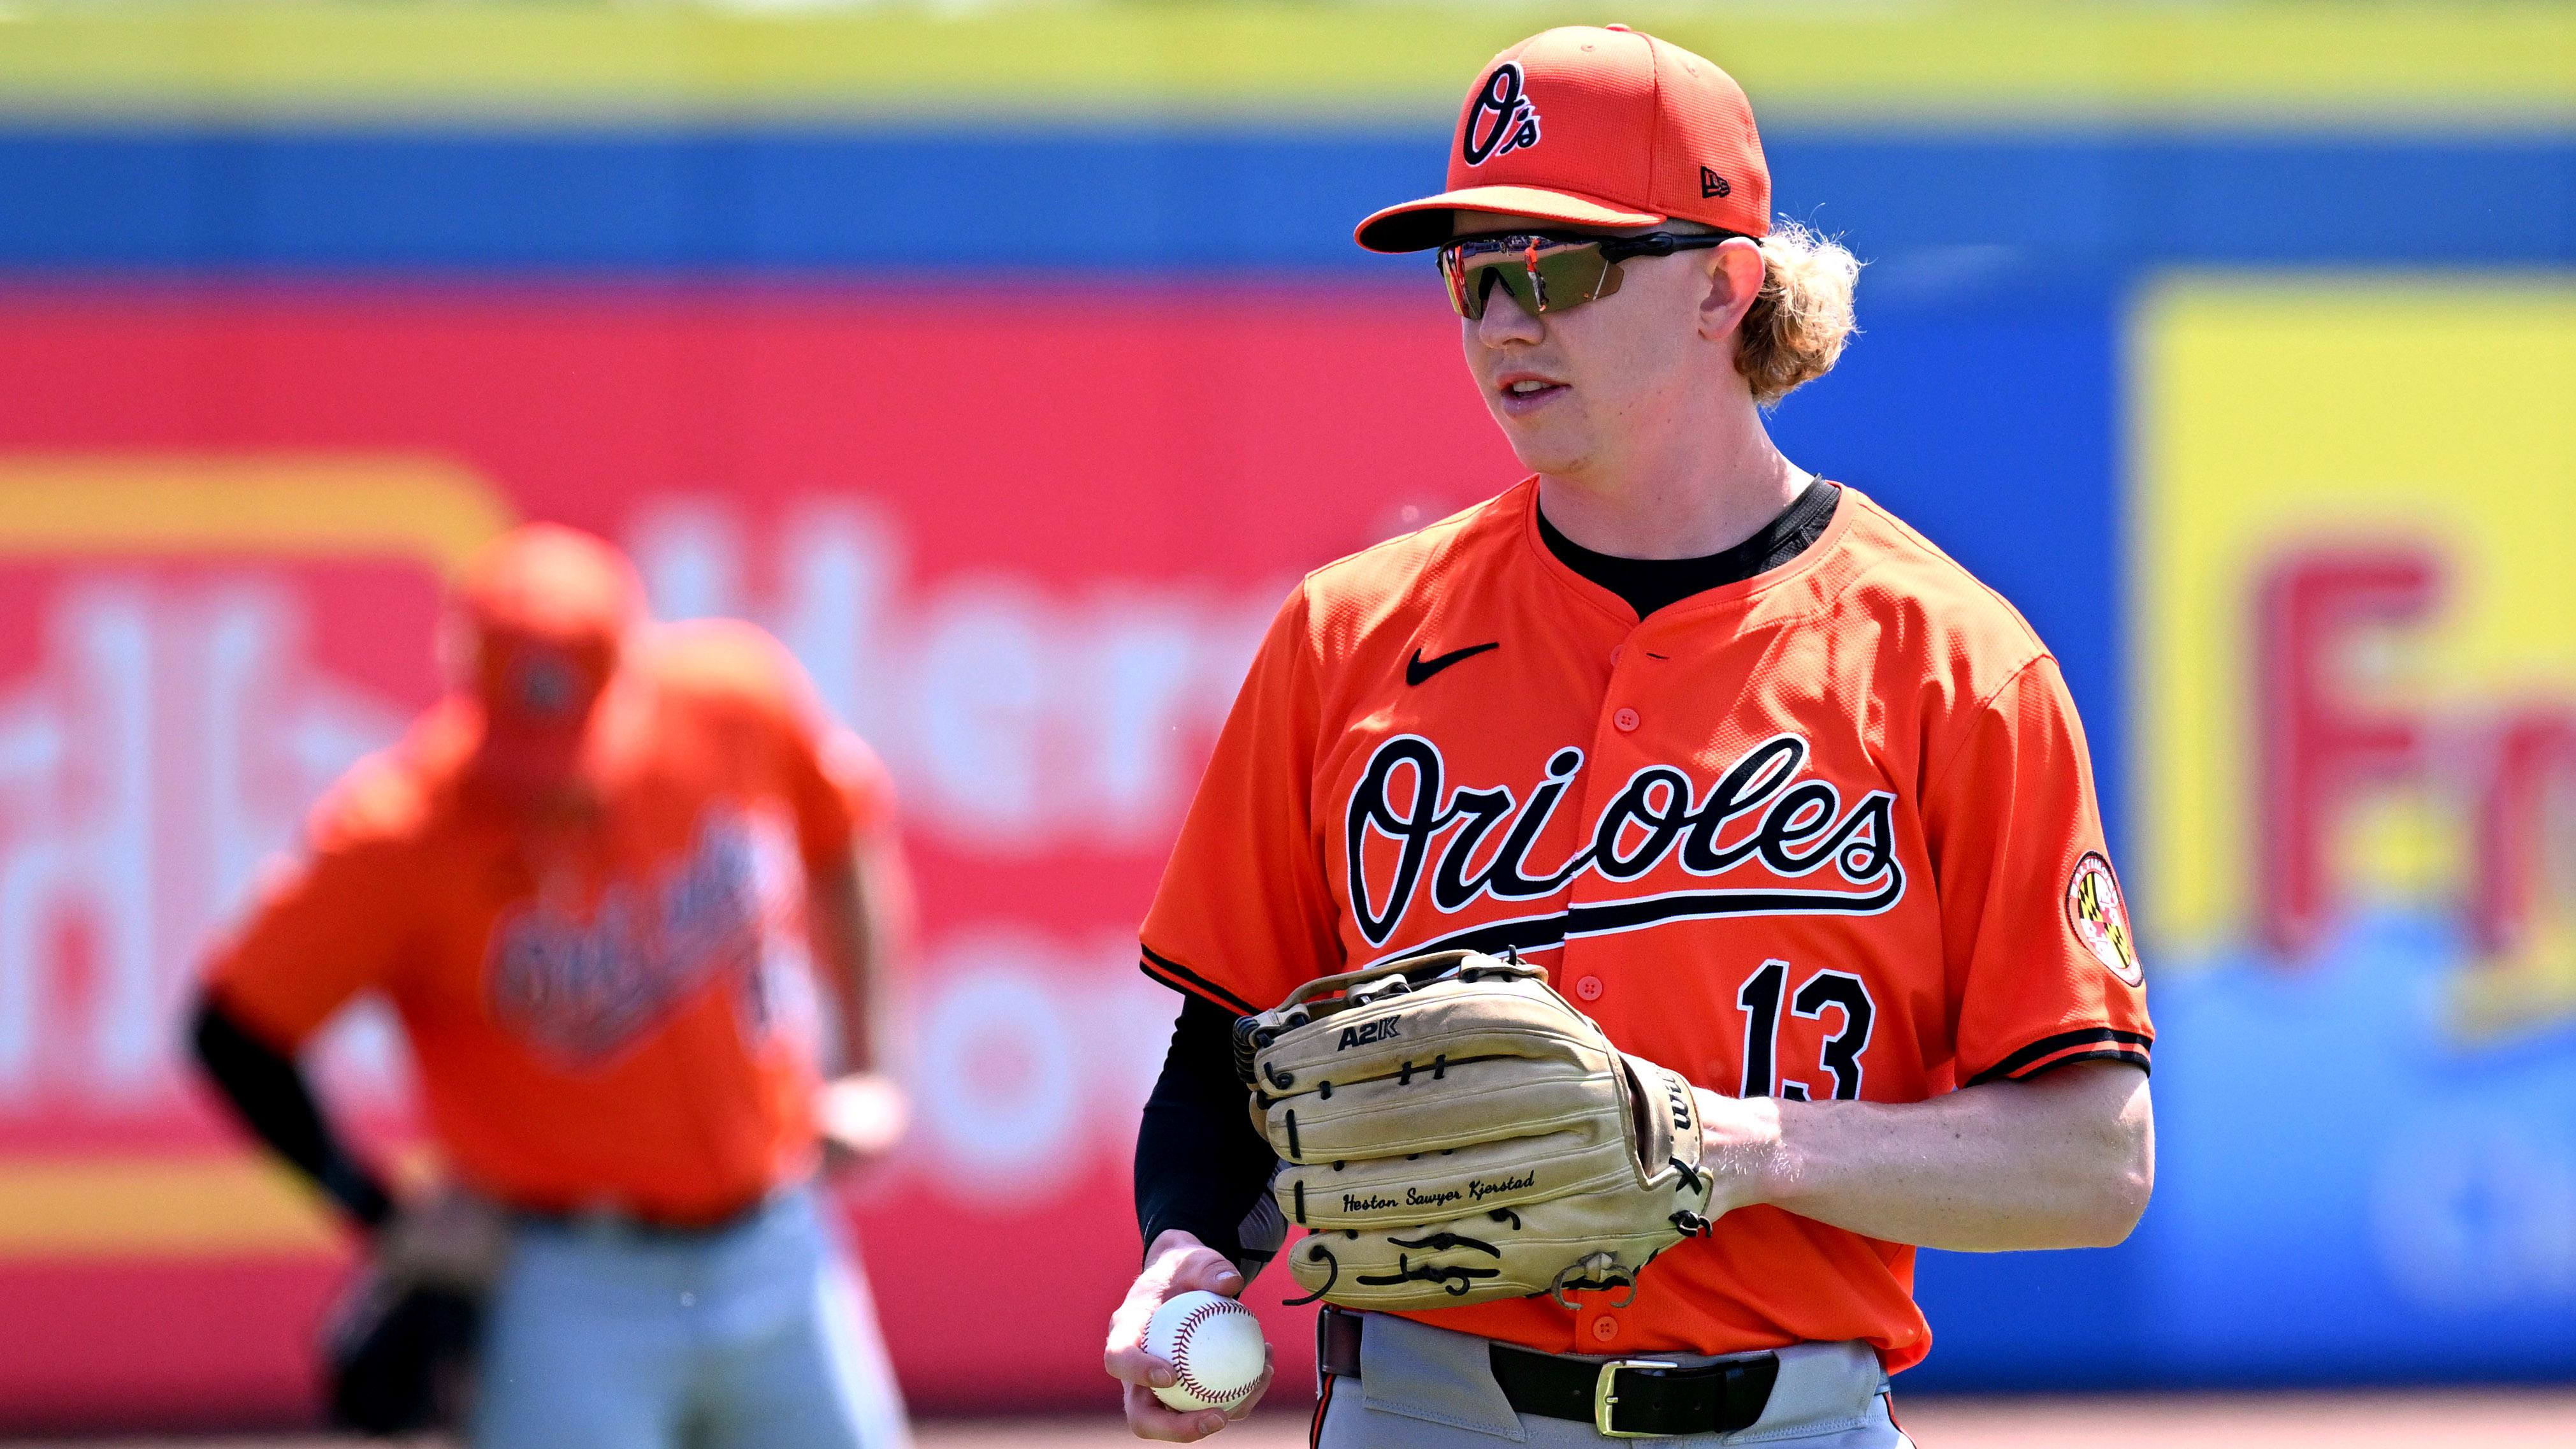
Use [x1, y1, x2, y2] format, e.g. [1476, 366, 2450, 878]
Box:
[1736, 959, 1876, 1102]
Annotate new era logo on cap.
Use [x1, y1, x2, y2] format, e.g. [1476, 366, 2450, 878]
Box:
[1461, 62, 1543, 166]
[1700, 166, 1732, 199]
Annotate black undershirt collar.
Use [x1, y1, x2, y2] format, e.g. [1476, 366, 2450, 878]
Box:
[1537, 477, 1842, 620]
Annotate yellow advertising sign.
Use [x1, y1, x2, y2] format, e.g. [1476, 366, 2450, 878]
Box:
[0, 454, 510, 572]
[2133, 278, 2576, 1035]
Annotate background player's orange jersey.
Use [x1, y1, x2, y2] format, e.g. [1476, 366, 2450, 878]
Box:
[1143, 479, 2152, 1371]
[205, 620, 894, 1225]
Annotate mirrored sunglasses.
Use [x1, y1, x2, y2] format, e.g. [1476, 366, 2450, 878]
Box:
[1438, 230, 1744, 321]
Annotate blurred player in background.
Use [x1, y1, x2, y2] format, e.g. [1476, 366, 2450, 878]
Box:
[187, 523, 914, 1448]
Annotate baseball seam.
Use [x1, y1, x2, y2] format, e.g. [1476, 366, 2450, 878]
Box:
[1171, 1300, 1249, 1406]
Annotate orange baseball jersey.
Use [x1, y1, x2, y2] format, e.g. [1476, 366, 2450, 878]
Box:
[205, 619, 894, 1225]
[1141, 478, 2151, 1371]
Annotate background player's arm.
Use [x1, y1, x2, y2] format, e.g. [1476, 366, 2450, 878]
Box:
[1695, 1059, 2152, 1251]
[807, 823, 914, 1164]
[189, 996, 395, 1230]
[809, 834, 900, 1076]
[191, 813, 418, 1233]
[192, 824, 513, 1284]
[742, 624, 916, 1165]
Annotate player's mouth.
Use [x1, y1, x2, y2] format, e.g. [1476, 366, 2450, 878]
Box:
[1494, 372, 1568, 414]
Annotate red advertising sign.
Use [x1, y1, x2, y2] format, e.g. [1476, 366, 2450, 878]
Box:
[0, 284, 1518, 1424]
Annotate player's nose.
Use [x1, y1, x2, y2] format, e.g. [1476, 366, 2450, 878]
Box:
[1473, 292, 1545, 346]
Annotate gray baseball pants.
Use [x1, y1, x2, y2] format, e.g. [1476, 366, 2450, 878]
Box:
[1313, 1312, 1912, 1448]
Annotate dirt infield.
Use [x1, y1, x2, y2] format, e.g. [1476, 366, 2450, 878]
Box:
[10, 1391, 2573, 1448]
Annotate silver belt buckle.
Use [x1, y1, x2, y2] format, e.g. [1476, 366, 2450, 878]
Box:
[1593, 1358, 1681, 1439]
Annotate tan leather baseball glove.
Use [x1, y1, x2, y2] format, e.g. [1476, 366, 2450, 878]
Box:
[1232, 950, 1716, 1313]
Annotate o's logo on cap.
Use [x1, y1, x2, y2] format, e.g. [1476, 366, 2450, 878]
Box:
[1462, 63, 1543, 166]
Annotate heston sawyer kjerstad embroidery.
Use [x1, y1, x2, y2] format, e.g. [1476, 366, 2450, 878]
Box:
[1342, 1173, 1539, 1218]
[1344, 732, 1904, 949]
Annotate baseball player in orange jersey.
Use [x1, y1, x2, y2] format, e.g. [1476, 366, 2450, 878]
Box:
[1106, 25, 2153, 1447]
[190, 524, 913, 1448]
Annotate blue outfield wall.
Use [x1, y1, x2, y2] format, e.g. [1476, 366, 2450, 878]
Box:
[5, 120, 2573, 1390]
[5, 127, 2573, 272]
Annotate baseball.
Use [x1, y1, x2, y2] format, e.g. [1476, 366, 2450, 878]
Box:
[1143, 1290, 1266, 1412]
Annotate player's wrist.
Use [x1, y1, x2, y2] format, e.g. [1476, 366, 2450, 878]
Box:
[1144, 1227, 1210, 1263]
[320, 1153, 398, 1232]
[1694, 1086, 1788, 1213]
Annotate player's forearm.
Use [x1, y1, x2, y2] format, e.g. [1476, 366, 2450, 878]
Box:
[189, 995, 394, 1230]
[808, 844, 894, 1075]
[1699, 1060, 2153, 1252]
[1136, 996, 1284, 1276]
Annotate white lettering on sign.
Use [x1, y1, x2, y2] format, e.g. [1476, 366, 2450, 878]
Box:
[0, 582, 410, 1106]
[627, 499, 1274, 854]
[901, 929, 1176, 1202]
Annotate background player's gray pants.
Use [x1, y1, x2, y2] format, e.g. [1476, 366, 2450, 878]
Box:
[474, 1184, 909, 1449]
[1315, 1313, 1911, 1448]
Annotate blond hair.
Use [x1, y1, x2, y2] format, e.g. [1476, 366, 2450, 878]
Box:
[1736, 219, 1861, 407]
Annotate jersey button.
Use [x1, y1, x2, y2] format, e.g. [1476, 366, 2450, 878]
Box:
[1591, 1314, 1619, 1343]
[1613, 707, 1640, 732]
[1609, 644, 1624, 666]
[1574, 975, 1605, 1001]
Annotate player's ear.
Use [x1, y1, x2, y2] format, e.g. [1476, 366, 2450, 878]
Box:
[1697, 238, 1765, 347]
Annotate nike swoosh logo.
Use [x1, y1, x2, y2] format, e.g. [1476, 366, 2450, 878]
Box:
[1405, 642, 1501, 686]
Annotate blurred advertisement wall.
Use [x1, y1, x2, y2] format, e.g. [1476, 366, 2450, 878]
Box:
[0, 1, 2571, 1429]
[2130, 280, 2576, 1378]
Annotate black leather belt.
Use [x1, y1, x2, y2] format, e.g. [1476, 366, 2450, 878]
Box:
[1317, 1306, 1779, 1439]
[513, 1191, 774, 1241]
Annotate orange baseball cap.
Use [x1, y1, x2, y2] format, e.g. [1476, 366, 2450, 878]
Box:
[1355, 24, 1771, 254]
[452, 523, 644, 761]
[456, 523, 644, 652]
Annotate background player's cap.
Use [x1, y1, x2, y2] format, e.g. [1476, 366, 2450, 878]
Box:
[453, 523, 644, 750]
[456, 522, 644, 652]
[1354, 25, 1771, 254]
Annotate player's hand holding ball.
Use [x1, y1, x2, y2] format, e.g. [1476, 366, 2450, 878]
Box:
[1104, 1229, 1274, 1442]
[1143, 1292, 1265, 1413]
